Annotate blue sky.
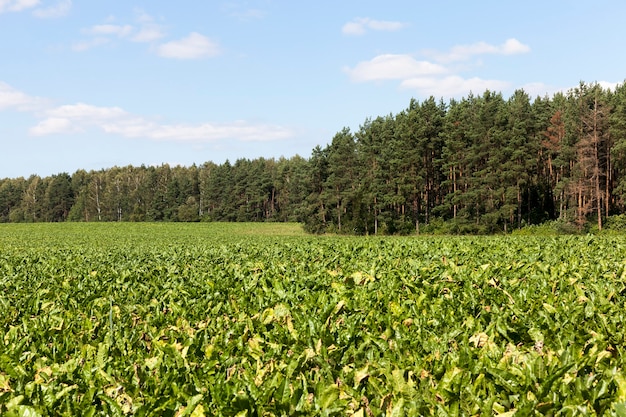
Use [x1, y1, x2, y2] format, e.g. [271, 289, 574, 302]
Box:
[1, 0, 624, 178]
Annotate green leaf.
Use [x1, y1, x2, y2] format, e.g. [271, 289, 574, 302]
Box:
[615, 402, 626, 417]
[5, 406, 43, 417]
[319, 384, 340, 409]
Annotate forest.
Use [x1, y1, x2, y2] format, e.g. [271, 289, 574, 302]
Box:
[2, 81, 626, 234]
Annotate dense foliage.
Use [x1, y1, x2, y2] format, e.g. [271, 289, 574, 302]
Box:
[3, 81, 626, 233]
[2, 223, 626, 415]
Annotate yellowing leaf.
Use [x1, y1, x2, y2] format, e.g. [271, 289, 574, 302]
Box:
[145, 356, 160, 370]
[0, 373, 11, 392]
[274, 303, 290, 319]
[354, 365, 369, 386]
[286, 315, 298, 339]
[351, 408, 365, 417]
[261, 307, 275, 324]
[389, 302, 402, 316]
[34, 366, 53, 384]
[304, 348, 316, 361]
[190, 404, 206, 417]
[334, 300, 346, 314]
[389, 397, 405, 417]
[470, 332, 489, 348]
[495, 411, 517, 417]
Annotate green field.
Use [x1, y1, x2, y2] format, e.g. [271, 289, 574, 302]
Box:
[2, 223, 626, 416]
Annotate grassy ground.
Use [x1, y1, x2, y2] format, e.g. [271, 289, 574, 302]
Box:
[0, 222, 307, 247]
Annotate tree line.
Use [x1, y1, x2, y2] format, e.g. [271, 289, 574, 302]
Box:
[2, 81, 626, 234]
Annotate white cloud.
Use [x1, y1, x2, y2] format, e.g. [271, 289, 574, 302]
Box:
[72, 37, 110, 52]
[342, 17, 406, 36]
[30, 102, 129, 135]
[29, 117, 74, 135]
[513, 81, 621, 100]
[134, 9, 152, 24]
[72, 12, 220, 59]
[225, 6, 265, 21]
[501, 38, 531, 55]
[29, 103, 131, 136]
[401, 76, 511, 97]
[157, 32, 220, 59]
[29, 101, 293, 142]
[520, 82, 560, 98]
[87, 24, 133, 38]
[427, 38, 531, 63]
[0, 82, 46, 111]
[73, 23, 132, 51]
[598, 80, 619, 91]
[132, 26, 166, 43]
[1, 81, 292, 142]
[0, 0, 39, 13]
[130, 11, 166, 42]
[344, 38, 533, 98]
[101, 120, 293, 142]
[232, 8, 265, 20]
[72, 11, 166, 51]
[46, 103, 128, 120]
[221, 1, 267, 21]
[32, 0, 70, 18]
[344, 54, 448, 82]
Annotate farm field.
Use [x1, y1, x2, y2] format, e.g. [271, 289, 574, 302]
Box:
[1, 223, 626, 415]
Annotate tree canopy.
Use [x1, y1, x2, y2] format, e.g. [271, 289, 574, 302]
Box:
[2, 81, 626, 234]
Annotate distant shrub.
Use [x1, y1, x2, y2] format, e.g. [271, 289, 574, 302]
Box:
[511, 219, 579, 236]
[604, 214, 626, 232]
[419, 217, 494, 235]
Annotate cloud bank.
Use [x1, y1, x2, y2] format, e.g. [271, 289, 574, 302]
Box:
[0, 0, 39, 13]
[32, 0, 71, 18]
[0, 0, 71, 18]
[425, 38, 531, 63]
[344, 54, 447, 82]
[0, 82, 47, 111]
[344, 38, 532, 97]
[33, 103, 292, 143]
[342, 18, 407, 36]
[0, 82, 293, 143]
[156, 32, 220, 60]
[73, 12, 167, 51]
[73, 12, 219, 60]
[30, 102, 291, 142]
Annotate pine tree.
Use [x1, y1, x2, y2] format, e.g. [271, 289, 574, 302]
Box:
[610, 82, 626, 210]
[324, 128, 358, 232]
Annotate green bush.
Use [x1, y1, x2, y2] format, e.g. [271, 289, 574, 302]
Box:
[511, 219, 580, 236]
[604, 214, 626, 232]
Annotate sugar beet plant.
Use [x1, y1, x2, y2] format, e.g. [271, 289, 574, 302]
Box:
[1, 223, 626, 415]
